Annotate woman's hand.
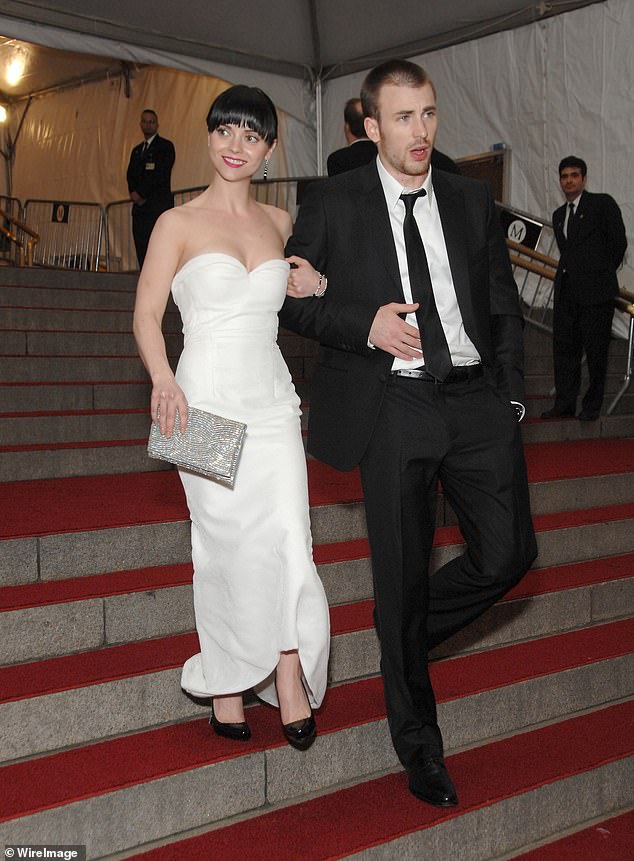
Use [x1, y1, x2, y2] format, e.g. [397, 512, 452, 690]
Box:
[286, 255, 323, 299]
[151, 376, 188, 438]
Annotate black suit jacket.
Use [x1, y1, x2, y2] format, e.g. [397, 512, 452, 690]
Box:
[327, 139, 377, 176]
[126, 134, 175, 216]
[281, 162, 524, 470]
[553, 190, 626, 305]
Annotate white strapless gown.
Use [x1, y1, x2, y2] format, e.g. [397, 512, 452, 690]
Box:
[172, 253, 330, 708]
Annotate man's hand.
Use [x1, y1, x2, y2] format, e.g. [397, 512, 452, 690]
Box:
[130, 191, 146, 205]
[369, 302, 422, 359]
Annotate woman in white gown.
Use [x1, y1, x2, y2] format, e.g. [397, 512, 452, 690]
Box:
[133, 86, 330, 749]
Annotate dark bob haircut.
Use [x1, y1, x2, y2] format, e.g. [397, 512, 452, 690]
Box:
[206, 85, 278, 145]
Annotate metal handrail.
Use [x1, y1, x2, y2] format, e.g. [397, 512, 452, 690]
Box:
[0, 206, 39, 266]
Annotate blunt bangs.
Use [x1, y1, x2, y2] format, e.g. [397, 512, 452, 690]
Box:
[206, 85, 278, 144]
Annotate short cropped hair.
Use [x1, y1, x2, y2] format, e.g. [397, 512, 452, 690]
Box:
[344, 98, 365, 139]
[206, 85, 277, 144]
[558, 155, 587, 177]
[141, 109, 158, 120]
[361, 59, 435, 119]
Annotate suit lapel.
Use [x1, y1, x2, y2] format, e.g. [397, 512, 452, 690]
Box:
[433, 171, 473, 320]
[355, 165, 405, 301]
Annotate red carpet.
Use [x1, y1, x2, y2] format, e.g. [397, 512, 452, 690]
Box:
[0, 626, 631, 823]
[128, 700, 634, 860]
[511, 809, 634, 860]
[2, 438, 633, 539]
[1, 551, 631, 614]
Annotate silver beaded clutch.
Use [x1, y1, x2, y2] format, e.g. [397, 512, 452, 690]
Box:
[147, 406, 246, 487]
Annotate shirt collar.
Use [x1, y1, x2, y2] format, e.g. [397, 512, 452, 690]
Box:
[376, 154, 433, 211]
[144, 134, 157, 146]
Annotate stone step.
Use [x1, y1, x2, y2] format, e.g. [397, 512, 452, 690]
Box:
[2, 448, 632, 582]
[1, 547, 631, 668]
[0, 409, 151, 445]
[0, 381, 152, 413]
[0, 631, 630, 854]
[525, 373, 633, 397]
[0, 306, 182, 333]
[0, 440, 169, 482]
[0, 267, 138, 292]
[524, 350, 629, 375]
[116, 701, 634, 861]
[2, 330, 183, 358]
[520, 413, 634, 443]
[2, 329, 183, 361]
[525, 392, 634, 418]
[0, 283, 137, 310]
[0, 355, 152, 382]
[509, 808, 634, 859]
[5, 411, 629, 482]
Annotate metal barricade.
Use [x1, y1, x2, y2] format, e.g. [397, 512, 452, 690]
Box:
[0, 196, 23, 264]
[496, 203, 558, 332]
[104, 178, 313, 272]
[22, 200, 106, 271]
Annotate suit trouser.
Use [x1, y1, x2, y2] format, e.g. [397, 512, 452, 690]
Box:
[359, 373, 537, 768]
[552, 280, 614, 415]
[132, 210, 160, 269]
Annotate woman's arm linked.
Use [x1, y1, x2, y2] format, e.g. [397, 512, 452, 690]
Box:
[132, 211, 187, 438]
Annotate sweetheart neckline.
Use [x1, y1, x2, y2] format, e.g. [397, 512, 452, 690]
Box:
[174, 252, 289, 280]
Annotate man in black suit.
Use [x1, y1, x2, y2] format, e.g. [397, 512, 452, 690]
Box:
[542, 156, 627, 421]
[282, 59, 536, 807]
[327, 98, 378, 176]
[126, 109, 175, 268]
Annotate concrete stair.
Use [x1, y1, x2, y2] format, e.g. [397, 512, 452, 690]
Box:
[0, 266, 633, 859]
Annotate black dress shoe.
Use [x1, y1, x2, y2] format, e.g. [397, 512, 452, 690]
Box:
[282, 713, 317, 751]
[210, 710, 251, 742]
[541, 406, 575, 419]
[577, 410, 599, 421]
[407, 756, 458, 807]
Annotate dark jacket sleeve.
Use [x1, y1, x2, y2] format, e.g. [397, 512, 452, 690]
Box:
[281, 182, 377, 353]
[483, 186, 526, 401]
[603, 194, 627, 270]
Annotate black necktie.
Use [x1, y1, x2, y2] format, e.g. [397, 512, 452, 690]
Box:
[400, 190, 452, 382]
[565, 202, 575, 238]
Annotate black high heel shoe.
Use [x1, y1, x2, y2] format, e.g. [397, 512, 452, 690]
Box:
[280, 680, 317, 751]
[282, 713, 317, 751]
[210, 706, 251, 742]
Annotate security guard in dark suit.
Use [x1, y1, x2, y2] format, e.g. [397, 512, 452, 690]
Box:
[126, 109, 175, 268]
[542, 156, 627, 420]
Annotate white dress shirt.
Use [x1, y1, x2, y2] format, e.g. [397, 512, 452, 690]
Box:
[375, 157, 480, 372]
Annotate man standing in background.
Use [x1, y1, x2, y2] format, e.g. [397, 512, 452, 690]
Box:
[327, 98, 378, 176]
[126, 109, 175, 268]
[542, 156, 627, 420]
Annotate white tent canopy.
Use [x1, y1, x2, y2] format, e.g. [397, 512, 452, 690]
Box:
[0, 0, 631, 291]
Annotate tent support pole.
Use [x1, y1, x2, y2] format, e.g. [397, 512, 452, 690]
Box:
[315, 75, 324, 176]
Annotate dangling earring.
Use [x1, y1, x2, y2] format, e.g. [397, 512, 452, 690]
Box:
[263, 158, 269, 180]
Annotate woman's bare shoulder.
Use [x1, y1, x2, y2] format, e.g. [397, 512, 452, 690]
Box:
[259, 202, 293, 238]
